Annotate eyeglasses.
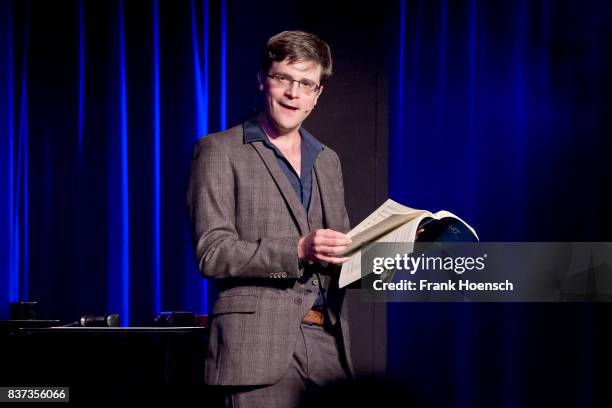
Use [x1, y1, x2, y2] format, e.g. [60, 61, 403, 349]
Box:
[266, 73, 321, 95]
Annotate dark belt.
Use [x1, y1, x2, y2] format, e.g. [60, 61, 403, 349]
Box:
[302, 309, 324, 326]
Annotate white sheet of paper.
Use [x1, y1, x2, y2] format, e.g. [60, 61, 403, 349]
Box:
[339, 213, 429, 288]
[338, 198, 479, 288]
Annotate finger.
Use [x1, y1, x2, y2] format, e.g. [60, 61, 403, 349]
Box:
[315, 253, 351, 264]
[313, 245, 349, 255]
[317, 229, 351, 240]
[313, 236, 352, 247]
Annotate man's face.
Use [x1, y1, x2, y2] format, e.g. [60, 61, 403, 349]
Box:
[260, 58, 323, 134]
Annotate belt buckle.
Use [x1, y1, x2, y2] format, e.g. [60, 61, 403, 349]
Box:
[303, 309, 324, 326]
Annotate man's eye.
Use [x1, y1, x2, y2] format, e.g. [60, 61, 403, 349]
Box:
[277, 74, 292, 81]
[300, 80, 315, 88]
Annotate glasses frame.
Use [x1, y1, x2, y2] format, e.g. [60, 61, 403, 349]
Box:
[265, 73, 322, 95]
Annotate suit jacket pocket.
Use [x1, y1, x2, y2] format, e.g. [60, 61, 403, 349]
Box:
[211, 294, 258, 315]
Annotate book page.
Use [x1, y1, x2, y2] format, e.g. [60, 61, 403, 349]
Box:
[338, 199, 428, 256]
[338, 200, 479, 288]
[349, 199, 425, 236]
[337, 213, 418, 256]
[338, 248, 363, 289]
[339, 215, 427, 288]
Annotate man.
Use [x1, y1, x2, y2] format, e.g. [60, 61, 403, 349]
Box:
[187, 31, 354, 407]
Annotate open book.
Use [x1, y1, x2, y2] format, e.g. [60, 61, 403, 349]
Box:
[338, 199, 478, 288]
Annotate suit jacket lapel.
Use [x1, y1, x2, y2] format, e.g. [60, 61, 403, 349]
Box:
[251, 142, 309, 235]
[313, 158, 337, 232]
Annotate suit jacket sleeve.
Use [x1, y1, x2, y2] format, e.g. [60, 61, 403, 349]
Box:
[335, 151, 351, 234]
[187, 137, 303, 280]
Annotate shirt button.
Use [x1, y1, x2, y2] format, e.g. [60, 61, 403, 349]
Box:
[294, 297, 302, 305]
[312, 279, 318, 286]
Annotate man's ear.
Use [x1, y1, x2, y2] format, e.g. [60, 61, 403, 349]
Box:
[312, 85, 324, 106]
[305, 86, 323, 114]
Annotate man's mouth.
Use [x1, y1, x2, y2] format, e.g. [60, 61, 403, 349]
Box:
[279, 102, 299, 112]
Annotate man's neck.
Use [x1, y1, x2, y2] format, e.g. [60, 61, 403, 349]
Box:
[257, 113, 301, 150]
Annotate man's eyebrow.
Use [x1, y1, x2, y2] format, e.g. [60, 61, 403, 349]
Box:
[273, 71, 294, 78]
[274, 71, 316, 83]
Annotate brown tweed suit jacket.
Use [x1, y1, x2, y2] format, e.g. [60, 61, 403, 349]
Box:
[187, 121, 354, 386]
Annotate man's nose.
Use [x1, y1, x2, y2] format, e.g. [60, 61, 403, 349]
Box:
[285, 81, 299, 98]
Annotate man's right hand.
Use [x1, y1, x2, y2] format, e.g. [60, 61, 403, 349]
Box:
[297, 229, 352, 265]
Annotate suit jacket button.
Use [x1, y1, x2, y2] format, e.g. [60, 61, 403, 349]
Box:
[294, 297, 302, 305]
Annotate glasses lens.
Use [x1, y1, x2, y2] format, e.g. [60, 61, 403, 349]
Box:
[269, 74, 318, 94]
[300, 81, 316, 93]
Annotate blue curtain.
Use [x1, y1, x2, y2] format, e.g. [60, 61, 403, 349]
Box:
[0, 0, 230, 324]
[1, 1, 611, 404]
[388, 0, 611, 406]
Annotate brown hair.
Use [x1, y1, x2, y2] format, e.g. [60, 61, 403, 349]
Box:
[261, 30, 333, 84]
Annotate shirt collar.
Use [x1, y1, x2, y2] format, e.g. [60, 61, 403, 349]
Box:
[243, 117, 324, 153]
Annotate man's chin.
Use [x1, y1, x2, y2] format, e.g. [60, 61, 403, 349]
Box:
[275, 119, 303, 133]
